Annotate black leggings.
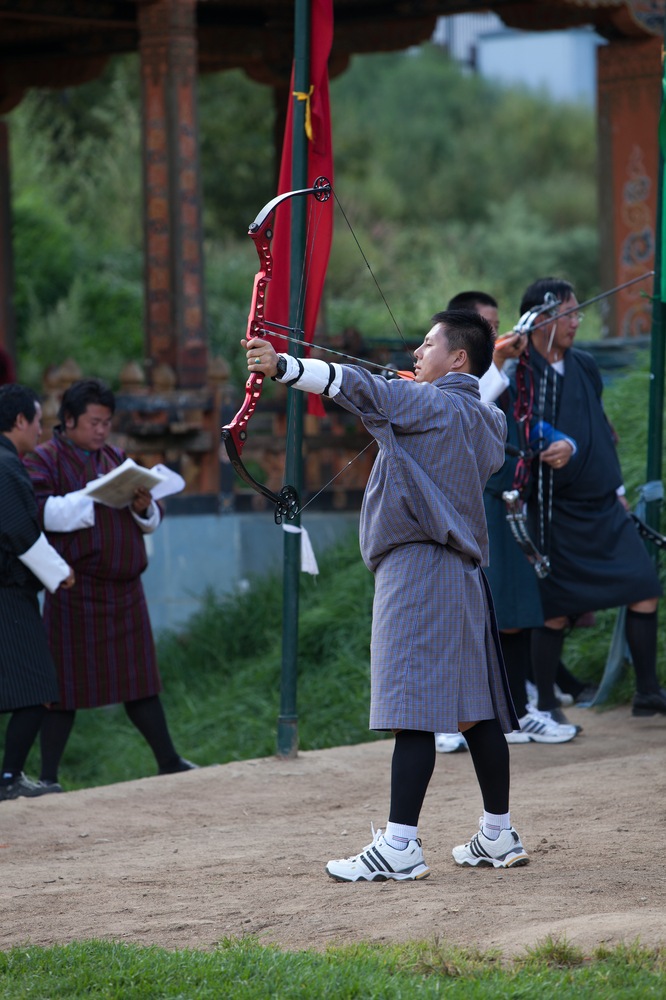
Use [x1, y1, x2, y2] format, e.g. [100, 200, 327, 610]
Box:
[2, 705, 48, 776]
[387, 720, 510, 827]
[40, 695, 178, 782]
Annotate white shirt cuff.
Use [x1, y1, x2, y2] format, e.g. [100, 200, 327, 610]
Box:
[44, 490, 96, 532]
[479, 363, 509, 404]
[18, 533, 70, 593]
[131, 501, 161, 533]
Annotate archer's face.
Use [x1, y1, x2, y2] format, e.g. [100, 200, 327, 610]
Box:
[413, 324, 462, 383]
[533, 294, 581, 360]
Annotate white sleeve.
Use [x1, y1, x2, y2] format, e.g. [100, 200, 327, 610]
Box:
[479, 364, 509, 404]
[131, 501, 161, 534]
[18, 533, 70, 593]
[275, 355, 343, 397]
[43, 490, 95, 532]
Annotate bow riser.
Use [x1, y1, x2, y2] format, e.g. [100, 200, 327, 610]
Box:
[220, 177, 331, 524]
[224, 227, 275, 462]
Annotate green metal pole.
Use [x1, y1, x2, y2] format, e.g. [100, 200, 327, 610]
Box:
[646, 38, 666, 537]
[277, 0, 310, 758]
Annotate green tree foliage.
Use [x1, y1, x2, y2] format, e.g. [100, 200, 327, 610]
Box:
[7, 43, 597, 382]
[327, 46, 597, 339]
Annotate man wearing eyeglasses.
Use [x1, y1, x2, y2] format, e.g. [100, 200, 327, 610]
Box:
[519, 277, 663, 721]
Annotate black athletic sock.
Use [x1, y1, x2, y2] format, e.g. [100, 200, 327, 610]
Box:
[39, 709, 76, 783]
[388, 730, 436, 827]
[500, 631, 531, 717]
[2, 705, 48, 778]
[625, 608, 660, 695]
[463, 718, 510, 815]
[124, 695, 178, 770]
[531, 626, 566, 712]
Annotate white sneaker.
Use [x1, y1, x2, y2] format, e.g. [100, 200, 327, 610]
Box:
[435, 732, 468, 753]
[526, 680, 538, 706]
[554, 685, 574, 707]
[505, 728, 531, 744]
[326, 826, 430, 882]
[452, 821, 529, 869]
[513, 705, 577, 744]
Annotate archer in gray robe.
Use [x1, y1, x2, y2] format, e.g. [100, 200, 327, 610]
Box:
[331, 367, 516, 734]
[242, 310, 528, 880]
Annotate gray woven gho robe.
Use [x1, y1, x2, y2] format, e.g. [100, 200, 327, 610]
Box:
[331, 367, 517, 734]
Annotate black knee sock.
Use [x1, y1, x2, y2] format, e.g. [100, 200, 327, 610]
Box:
[388, 730, 436, 827]
[124, 695, 178, 770]
[500, 631, 531, 717]
[531, 626, 566, 711]
[463, 718, 510, 815]
[2, 705, 48, 777]
[39, 709, 76, 783]
[625, 608, 659, 695]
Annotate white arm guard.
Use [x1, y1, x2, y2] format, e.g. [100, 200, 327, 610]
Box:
[43, 490, 95, 532]
[18, 533, 70, 593]
[274, 354, 343, 397]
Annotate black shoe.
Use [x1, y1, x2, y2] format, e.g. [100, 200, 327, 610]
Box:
[632, 689, 666, 717]
[0, 773, 59, 801]
[158, 756, 199, 775]
[37, 779, 63, 793]
[574, 685, 599, 705]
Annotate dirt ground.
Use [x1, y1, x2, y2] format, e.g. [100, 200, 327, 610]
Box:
[1, 703, 665, 958]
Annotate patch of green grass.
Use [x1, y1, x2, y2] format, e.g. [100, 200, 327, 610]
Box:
[0, 939, 664, 999]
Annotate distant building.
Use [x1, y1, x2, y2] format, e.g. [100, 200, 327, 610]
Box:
[433, 14, 605, 106]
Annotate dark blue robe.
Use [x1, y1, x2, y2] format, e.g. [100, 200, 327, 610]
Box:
[525, 347, 660, 619]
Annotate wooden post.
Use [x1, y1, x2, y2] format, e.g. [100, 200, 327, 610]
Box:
[0, 121, 16, 369]
[138, 0, 207, 388]
[597, 37, 662, 339]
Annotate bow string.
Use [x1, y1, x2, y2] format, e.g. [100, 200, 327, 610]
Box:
[222, 177, 419, 522]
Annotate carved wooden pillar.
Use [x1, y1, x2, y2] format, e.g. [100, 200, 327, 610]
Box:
[597, 37, 661, 339]
[138, 0, 207, 387]
[0, 121, 16, 366]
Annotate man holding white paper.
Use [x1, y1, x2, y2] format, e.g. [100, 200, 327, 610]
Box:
[0, 384, 75, 801]
[25, 378, 195, 787]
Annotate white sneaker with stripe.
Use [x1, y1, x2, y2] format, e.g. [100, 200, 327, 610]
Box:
[326, 826, 430, 882]
[506, 705, 577, 744]
[452, 821, 529, 868]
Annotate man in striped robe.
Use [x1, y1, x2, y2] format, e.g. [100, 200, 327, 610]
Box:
[25, 378, 195, 787]
[0, 384, 74, 800]
[244, 310, 529, 880]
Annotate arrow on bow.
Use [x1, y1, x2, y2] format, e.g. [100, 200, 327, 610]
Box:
[221, 177, 332, 524]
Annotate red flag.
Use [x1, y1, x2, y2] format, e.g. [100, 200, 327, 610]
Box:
[268, 0, 334, 416]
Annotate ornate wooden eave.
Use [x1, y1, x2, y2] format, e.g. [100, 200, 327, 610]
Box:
[497, 1, 663, 38]
[0, 1, 662, 111]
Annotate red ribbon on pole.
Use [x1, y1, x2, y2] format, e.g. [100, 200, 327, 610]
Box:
[269, 0, 334, 417]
